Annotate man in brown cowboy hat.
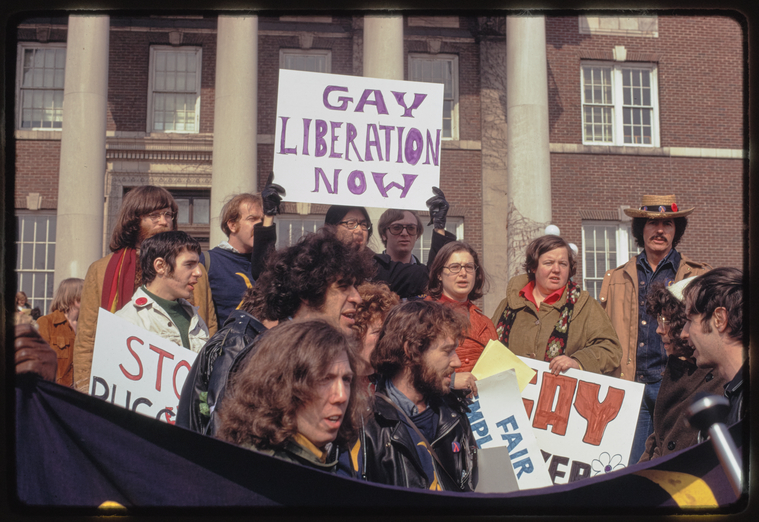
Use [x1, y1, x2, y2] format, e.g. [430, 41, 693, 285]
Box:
[599, 195, 710, 464]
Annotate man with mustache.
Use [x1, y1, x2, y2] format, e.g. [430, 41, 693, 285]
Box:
[73, 186, 217, 392]
[358, 300, 478, 491]
[115, 231, 210, 352]
[599, 195, 710, 463]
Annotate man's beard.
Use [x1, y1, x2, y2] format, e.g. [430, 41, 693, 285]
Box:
[137, 222, 169, 244]
[410, 358, 450, 402]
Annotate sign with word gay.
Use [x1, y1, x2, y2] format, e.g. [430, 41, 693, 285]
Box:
[89, 310, 197, 425]
[518, 358, 645, 485]
[274, 69, 444, 210]
[468, 369, 553, 491]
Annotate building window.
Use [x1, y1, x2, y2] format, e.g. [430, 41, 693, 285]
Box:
[148, 47, 202, 133]
[407, 16, 459, 28]
[581, 63, 659, 147]
[168, 189, 210, 249]
[408, 54, 459, 140]
[274, 215, 464, 264]
[17, 44, 66, 130]
[579, 16, 658, 38]
[280, 49, 331, 73]
[16, 212, 57, 314]
[412, 218, 464, 264]
[581, 222, 641, 299]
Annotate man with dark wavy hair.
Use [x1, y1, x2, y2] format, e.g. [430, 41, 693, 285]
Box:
[358, 300, 478, 492]
[73, 186, 217, 392]
[599, 194, 710, 463]
[681, 267, 746, 426]
[178, 227, 375, 435]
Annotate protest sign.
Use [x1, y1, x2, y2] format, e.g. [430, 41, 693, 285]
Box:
[472, 339, 537, 392]
[274, 69, 443, 210]
[468, 369, 554, 491]
[89, 310, 197, 424]
[518, 357, 645, 485]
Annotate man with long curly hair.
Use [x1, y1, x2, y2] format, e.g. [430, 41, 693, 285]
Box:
[637, 280, 726, 462]
[178, 227, 375, 436]
[216, 320, 364, 473]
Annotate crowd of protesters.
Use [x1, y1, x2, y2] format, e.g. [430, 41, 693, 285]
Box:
[14, 186, 747, 491]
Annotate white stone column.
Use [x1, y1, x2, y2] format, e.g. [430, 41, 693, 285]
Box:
[505, 15, 551, 279]
[363, 13, 403, 253]
[54, 15, 109, 285]
[210, 15, 258, 247]
[480, 33, 509, 316]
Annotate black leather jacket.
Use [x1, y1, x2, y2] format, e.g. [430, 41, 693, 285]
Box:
[176, 310, 267, 435]
[359, 381, 477, 492]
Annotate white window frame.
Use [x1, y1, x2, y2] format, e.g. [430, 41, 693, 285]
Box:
[279, 49, 332, 73]
[581, 61, 660, 147]
[274, 215, 464, 265]
[408, 53, 459, 141]
[16, 42, 67, 131]
[16, 211, 57, 314]
[581, 221, 641, 299]
[147, 46, 202, 134]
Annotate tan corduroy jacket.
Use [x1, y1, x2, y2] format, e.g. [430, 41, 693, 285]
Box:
[72, 252, 218, 392]
[491, 273, 622, 375]
[598, 252, 710, 381]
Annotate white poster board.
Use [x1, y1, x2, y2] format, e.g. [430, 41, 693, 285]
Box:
[468, 370, 554, 491]
[89, 310, 197, 425]
[274, 69, 443, 210]
[518, 357, 645, 485]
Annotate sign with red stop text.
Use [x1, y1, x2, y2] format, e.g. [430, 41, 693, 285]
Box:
[89, 310, 197, 425]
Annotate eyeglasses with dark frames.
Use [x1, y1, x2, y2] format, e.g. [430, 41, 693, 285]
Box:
[386, 224, 418, 236]
[443, 263, 478, 274]
[338, 219, 372, 231]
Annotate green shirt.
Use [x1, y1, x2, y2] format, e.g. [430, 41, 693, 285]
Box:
[142, 286, 192, 349]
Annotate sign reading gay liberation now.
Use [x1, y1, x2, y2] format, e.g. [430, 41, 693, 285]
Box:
[516, 358, 645, 485]
[89, 310, 198, 425]
[468, 369, 553, 492]
[274, 69, 444, 210]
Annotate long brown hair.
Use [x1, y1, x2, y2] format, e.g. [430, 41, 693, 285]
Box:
[109, 186, 178, 252]
[50, 278, 84, 314]
[216, 320, 366, 450]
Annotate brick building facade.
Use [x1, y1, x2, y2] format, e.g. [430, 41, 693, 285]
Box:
[12, 13, 746, 315]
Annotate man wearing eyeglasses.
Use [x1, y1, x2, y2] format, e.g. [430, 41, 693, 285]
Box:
[377, 210, 425, 264]
[72, 186, 217, 393]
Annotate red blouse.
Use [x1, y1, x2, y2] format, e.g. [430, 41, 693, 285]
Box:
[427, 294, 498, 373]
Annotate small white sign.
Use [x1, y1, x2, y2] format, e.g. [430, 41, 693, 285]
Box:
[89, 310, 198, 425]
[468, 369, 554, 491]
[518, 357, 645, 485]
[274, 69, 443, 210]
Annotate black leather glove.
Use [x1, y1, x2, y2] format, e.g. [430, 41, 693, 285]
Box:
[261, 183, 286, 216]
[425, 186, 449, 229]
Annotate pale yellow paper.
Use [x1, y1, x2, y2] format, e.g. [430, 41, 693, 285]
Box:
[472, 339, 537, 392]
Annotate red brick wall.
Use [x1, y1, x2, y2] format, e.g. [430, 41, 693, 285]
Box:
[551, 154, 745, 278]
[107, 30, 217, 133]
[546, 14, 745, 148]
[15, 140, 61, 209]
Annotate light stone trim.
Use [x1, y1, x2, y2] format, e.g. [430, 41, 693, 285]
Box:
[15, 130, 62, 140]
[550, 143, 747, 159]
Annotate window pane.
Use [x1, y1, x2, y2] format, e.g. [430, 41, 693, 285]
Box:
[194, 199, 210, 224]
[176, 198, 190, 224]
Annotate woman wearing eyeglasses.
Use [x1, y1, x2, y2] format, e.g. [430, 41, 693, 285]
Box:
[426, 241, 496, 382]
[492, 235, 622, 376]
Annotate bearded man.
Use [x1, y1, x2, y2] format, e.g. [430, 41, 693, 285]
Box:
[359, 300, 478, 492]
[72, 186, 217, 392]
